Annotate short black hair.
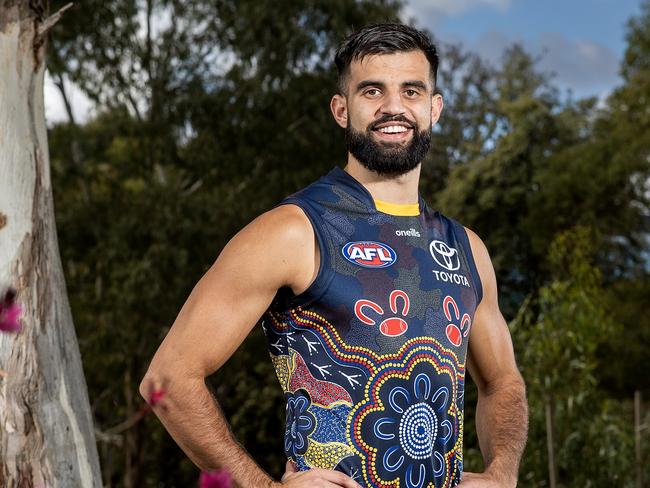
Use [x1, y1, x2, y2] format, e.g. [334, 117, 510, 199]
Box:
[334, 23, 440, 94]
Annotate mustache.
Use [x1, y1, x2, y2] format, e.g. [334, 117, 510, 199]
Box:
[369, 114, 416, 131]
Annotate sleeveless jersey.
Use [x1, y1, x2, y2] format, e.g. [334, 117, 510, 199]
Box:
[262, 166, 483, 488]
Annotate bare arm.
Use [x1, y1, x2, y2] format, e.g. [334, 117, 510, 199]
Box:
[460, 228, 528, 487]
[139, 205, 360, 488]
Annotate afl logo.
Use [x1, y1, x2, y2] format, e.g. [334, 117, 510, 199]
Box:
[429, 240, 460, 271]
[342, 241, 397, 268]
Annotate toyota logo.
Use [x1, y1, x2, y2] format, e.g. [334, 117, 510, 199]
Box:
[429, 240, 460, 271]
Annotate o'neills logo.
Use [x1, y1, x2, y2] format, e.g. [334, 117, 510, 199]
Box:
[342, 241, 397, 268]
[429, 240, 471, 288]
[395, 228, 421, 237]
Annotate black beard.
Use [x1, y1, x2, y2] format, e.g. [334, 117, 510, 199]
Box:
[345, 115, 431, 177]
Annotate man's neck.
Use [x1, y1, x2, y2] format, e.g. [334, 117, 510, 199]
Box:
[344, 156, 421, 205]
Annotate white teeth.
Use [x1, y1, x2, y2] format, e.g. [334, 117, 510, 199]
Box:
[378, 126, 408, 134]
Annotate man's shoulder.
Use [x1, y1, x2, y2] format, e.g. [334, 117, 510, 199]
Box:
[252, 204, 314, 245]
[462, 226, 486, 252]
[459, 225, 495, 289]
[251, 205, 317, 294]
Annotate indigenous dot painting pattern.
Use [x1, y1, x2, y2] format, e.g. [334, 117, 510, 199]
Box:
[263, 167, 483, 488]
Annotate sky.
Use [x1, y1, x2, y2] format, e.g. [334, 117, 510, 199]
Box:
[403, 0, 644, 99]
[44, 0, 645, 125]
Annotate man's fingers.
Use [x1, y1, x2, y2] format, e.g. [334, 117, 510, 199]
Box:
[281, 460, 298, 482]
[280, 466, 362, 487]
[313, 482, 355, 488]
[461, 471, 479, 477]
[310, 468, 362, 488]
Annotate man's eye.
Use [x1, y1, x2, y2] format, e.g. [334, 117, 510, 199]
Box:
[365, 89, 381, 97]
[405, 89, 419, 97]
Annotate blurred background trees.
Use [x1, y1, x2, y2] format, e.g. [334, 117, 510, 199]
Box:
[45, 0, 649, 486]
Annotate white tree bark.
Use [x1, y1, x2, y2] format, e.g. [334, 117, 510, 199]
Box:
[0, 2, 102, 486]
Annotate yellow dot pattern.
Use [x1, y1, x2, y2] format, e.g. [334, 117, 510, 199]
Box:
[304, 439, 355, 470]
[270, 353, 291, 391]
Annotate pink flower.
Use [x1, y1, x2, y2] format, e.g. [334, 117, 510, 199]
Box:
[149, 388, 166, 407]
[199, 470, 232, 488]
[0, 288, 22, 333]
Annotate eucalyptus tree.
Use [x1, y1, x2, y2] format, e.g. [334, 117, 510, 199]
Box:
[0, 2, 101, 486]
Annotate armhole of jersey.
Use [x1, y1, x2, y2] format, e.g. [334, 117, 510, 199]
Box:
[276, 198, 334, 308]
[451, 220, 484, 306]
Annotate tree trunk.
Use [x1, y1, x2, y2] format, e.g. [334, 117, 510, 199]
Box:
[0, 2, 102, 487]
[545, 396, 557, 488]
[635, 391, 643, 488]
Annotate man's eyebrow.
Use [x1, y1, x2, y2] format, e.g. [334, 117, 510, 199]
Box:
[355, 80, 430, 93]
[355, 80, 385, 92]
[403, 80, 428, 91]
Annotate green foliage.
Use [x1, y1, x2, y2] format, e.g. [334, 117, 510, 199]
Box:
[421, 44, 499, 193]
[599, 276, 650, 394]
[622, 0, 650, 79]
[436, 38, 649, 311]
[515, 227, 613, 399]
[511, 228, 637, 487]
[436, 83, 565, 309]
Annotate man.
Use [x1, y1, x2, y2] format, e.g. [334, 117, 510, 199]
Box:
[140, 23, 528, 488]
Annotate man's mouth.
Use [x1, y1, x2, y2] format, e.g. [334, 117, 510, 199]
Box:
[375, 125, 410, 134]
[371, 122, 414, 140]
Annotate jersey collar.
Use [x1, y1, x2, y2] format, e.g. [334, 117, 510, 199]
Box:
[327, 166, 425, 217]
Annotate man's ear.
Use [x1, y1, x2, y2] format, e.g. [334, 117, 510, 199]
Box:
[330, 94, 348, 128]
[431, 93, 444, 126]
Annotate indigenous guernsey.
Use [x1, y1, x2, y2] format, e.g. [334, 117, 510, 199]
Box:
[262, 166, 483, 488]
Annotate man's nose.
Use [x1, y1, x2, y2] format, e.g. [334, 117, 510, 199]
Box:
[379, 90, 406, 115]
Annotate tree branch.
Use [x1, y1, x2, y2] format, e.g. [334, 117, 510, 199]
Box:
[37, 2, 73, 39]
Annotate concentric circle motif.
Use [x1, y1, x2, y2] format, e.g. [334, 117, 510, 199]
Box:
[348, 348, 463, 488]
[399, 402, 438, 459]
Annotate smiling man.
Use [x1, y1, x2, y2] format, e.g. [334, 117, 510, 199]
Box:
[141, 23, 528, 488]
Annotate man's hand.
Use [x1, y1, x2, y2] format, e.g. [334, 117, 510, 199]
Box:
[276, 460, 363, 488]
[458, 471, 513, 488]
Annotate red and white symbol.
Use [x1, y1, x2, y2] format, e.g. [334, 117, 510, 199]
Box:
[354, 290, 410, 337]
[443, 295, 471, 347]
[342, 241, 397, 268]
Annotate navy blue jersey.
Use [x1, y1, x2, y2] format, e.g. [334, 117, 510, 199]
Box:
[263, 166, 483, 488]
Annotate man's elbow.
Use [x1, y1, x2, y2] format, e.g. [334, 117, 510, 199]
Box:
[139, 366, 165, 406]
[139, 361, 183, 407]
[481, 370, 526, 398]
[139, 359, 206, 407]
